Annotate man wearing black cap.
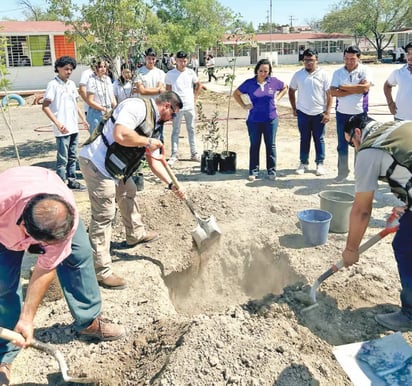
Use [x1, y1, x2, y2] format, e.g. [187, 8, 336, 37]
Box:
[136, 48, 166, 100]
[165, 50, 203, 165]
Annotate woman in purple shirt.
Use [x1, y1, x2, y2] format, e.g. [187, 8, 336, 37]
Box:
[234, 59, 288, 181]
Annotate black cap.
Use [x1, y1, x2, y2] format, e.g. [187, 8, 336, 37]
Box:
[145, 48, 157, 57]
[176, 50, 188, 58]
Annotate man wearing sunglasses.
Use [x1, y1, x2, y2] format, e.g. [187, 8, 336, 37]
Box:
[342, 115, 412, 331]
[79, 91, 184, 290]
[0, 166, 125, 385]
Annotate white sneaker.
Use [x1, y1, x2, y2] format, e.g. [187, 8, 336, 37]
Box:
[167, 156, 178, 166]
[296, 163, 308, 175]
[190, 153, 201, 162]
[316, 163, 325, 176]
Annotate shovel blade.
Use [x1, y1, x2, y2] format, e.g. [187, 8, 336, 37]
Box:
[191, 215, 221, 250]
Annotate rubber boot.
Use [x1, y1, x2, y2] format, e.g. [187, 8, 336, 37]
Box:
[335, 154, 349, 182]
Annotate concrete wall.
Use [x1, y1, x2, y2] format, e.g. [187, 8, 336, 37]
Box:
[6, 64, 90, 91]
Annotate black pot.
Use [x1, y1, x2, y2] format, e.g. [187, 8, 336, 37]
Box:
[201, 151, 220, 175]
[219, 151, 236, 173]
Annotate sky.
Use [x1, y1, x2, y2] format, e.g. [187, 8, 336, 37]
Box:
[0, 0, 337, 27]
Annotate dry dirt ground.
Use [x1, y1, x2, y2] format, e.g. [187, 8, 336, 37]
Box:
[0, 65, 407, 386]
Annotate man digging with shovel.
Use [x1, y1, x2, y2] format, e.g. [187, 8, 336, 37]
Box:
[0, 166, 125, 385]
[342, 115, 412, 331]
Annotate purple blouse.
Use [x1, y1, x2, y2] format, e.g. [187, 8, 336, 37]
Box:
[238, 76, 285, 122]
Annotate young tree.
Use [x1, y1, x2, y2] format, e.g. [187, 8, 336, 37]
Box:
[321, 0, 411, 59]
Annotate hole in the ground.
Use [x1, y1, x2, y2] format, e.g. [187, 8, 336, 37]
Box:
[164, 241, 304, 315]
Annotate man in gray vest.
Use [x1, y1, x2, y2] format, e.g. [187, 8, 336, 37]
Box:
[342, 115, 412, 331]
[79, 92, 184, 290]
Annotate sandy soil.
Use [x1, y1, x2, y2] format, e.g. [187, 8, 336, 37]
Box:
[0, 64, 408, 386]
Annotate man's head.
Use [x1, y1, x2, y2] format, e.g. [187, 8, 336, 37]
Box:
[344, 114, 375, 149]
[302, 49, 318, 73]
[154, 91, 183, 123]
[54, 56, 77, 81]
[175, 50, 188, 71]
[144, 47, 157, 70]
[20, 193, 75, 244]
[405, 42, 412, 69]
[343, 46, 361, 72]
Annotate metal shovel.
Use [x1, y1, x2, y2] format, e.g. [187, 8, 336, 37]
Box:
[162, 159, 221, 250]
[0, 327, 97, 384]
[302, 212, 399, 312]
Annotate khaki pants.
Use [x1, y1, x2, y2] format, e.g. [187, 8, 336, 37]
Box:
[79, 157, 145, 280]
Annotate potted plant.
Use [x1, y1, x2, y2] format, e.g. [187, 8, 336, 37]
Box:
[196, 101, 224, 175]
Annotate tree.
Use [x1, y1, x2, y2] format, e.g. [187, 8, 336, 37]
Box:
[19, 0, 59, 21]
[47, 0, 154, 75]
[321, 0, 411, 59]
[152, 0, 234, 53]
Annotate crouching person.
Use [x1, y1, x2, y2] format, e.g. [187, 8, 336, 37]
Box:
[0, 166, 125, 385]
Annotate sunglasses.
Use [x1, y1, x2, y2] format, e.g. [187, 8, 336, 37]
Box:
[28, 243, 46, 255]
[170, 104, 177, 119]
[347, 128, 356, 147]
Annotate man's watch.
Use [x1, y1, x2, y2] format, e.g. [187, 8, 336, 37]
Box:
[168, 182, 173, 190]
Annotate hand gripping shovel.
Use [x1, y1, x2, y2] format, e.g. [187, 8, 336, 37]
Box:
[147, 148, 221, 250]
[303, 212, 399, 312]
[0, 327, 97, 384]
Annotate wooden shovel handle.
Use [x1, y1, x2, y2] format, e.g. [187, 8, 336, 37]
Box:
[0, 327, 26, 345]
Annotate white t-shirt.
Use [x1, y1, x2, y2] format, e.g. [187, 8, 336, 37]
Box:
[79, 68, 94, 113]
[289, 67, 331, 115]
[331, 63, 372, 114]
[79, 98, 157, 180]
[44, 76, 79, 137]
[86, 74, 114, 109]
[386, 65, 412, 120]
[165, 68, 198, 110]
[136, 66, 166, 99]
[113, 79, 136, 103]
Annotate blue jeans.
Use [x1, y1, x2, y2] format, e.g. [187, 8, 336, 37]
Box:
[297, 110, 325, 165]
[246, 119, 278, 175]
[171, 109, 197, 157]
[56, 133, 79, 183]
[0, 219, 102, 364]
[86, 107, 104, 134]
[393, 210, 412, 318]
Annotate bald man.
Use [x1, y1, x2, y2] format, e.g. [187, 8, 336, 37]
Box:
[0, 166, 125, 385]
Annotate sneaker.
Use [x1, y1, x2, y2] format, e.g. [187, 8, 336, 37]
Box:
[126, 230, 160, 248]
[0, 363, 11, 386]
[333, 175, 347, 183]
[296, 163, 308, 175]
[190, 153, 201, 162]
[316, 163, 325, 176]
[167, 156, 178, 166]
[375, 310, 412, 332]
[98, 273, 127, 290]
[248, 175, 256, 182]
[268, 171, 276, 180]
[68, 180, 87, 191]
[78, 315, 126, 341]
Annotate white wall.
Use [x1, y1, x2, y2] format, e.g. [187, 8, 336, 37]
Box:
[6, 64, 90, 91]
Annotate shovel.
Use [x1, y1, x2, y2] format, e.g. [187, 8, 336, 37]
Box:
[146, 147, 221, 250]
[0, 327, 97, 384]
[302, 212, 399, 312]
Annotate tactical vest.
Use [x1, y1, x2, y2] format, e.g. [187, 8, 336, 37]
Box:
[84, 98, 158, 182]
[359, 120, 412, 206]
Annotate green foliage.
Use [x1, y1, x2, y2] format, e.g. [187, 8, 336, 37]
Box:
[0, 31, 10, 90]
[320, 0, 411, 58]
[196, 101, 224, 153]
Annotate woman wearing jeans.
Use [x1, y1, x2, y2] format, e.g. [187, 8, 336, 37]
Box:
[234, 59, 288, 181]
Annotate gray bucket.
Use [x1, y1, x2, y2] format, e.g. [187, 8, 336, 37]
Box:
[319, 190, 354, 233]
[297, 209, 332, 246]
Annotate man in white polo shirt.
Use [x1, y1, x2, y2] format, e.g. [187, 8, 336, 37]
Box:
[383, 42, 412, 121]
[289, 49, 332, 177]
[330, 46, 373, 183]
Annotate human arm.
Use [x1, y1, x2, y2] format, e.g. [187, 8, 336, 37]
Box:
[13, 266, 56, 347]
[275, 84, 288, 102]
[338, 80, 371, 95]
[78, 84, 88, 103]
[383, 80, 397, 115]
[342, 191, 374, 267]
[77, 104, 89, 131]
[233, 88, 252, 110]
[288, 87, 297, 116]
[321, 89, 333, 124]
[42, 99, 69, 135]
[194, 81, 203, 100]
